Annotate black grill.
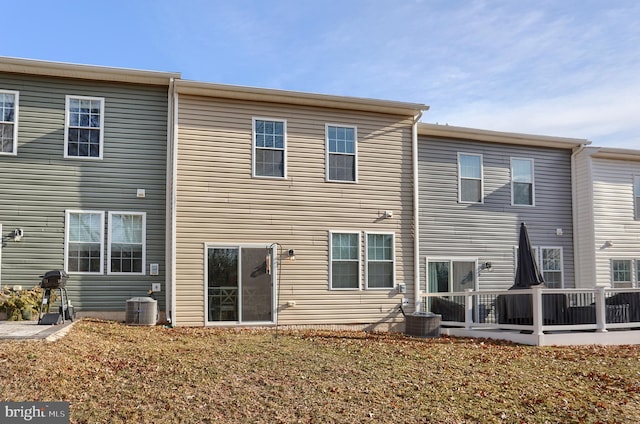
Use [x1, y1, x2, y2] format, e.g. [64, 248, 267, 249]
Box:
[40, 270, 68, 289]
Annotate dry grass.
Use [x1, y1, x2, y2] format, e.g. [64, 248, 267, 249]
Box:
[0, 320, 639, 423]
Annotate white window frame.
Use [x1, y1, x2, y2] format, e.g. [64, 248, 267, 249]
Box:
[457, 152, 483, 203]
[107, 211, 146, 275]
[326, 124, 358, 183]
[611, 259, 633, 287]
[329, 230, 361, 290]
[511, 157, 535, 206]
[634, 175, 640, 220]
[425, 257, 479, 293]
[252, 117, 287, 179]
[0, 89, 19, 156]
[64, 210, 105, 275]
[365, 232, 395, 290]
[539, 246, 564, 288]
[64, 95, 105, 160]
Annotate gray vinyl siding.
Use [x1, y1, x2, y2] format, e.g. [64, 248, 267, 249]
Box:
[175, 94, 414, 327]
[419, 136, 575, 290]
[591, 157, 640, 286]
[0, 73, 168, 311]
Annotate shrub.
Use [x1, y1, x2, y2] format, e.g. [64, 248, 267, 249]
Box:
[0, 286, 43, 321]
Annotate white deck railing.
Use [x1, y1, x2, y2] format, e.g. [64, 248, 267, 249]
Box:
[419, 286, 640, 335]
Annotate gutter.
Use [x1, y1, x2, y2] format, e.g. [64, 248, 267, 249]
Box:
[412, 111, 424, 312]
[165, 78, 179, 325]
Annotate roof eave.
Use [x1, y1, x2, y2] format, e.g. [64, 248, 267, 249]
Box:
[419, 123, 589, 149]
[0, 56, 180, 86]
[176, 80, 429, 116]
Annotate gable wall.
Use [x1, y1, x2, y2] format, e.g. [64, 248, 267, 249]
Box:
[0, 73, 168, 310]
[418, 136, 575, 290]
[591, 157, 640, 285]
[174, 94, 415, 327]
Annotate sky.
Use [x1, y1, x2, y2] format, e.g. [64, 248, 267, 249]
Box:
[3, 0, 639, 148]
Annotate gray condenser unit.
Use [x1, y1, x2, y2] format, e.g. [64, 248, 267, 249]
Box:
[125, 297, 158, 326]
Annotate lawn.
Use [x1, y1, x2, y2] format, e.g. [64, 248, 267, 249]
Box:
[0, 320, 639, 423]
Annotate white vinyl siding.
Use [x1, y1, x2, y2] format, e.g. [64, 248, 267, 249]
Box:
[511, 157, 535, 206]
[108, 212, 146, 275]
[458, 153, 483, 203]
[366, 233, 395, 289]
[634, 176, 640, 220]
[253, 118, 286, 178]
[329, 231, 361, 290]
[65, 210, 105, 275]
[326, 124, 357, 182]
[64, 95, 104, 159]
[0, 90, 18, 155]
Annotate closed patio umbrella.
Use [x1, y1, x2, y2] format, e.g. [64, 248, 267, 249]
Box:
[497, 222, 547, 324]
[514, 222, 544, 288]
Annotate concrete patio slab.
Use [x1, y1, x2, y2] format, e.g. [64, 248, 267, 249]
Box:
[0, 320, 76, 341]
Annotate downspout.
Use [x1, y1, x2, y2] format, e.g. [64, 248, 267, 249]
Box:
[570, 143, 587, 288]
[165, 77, 178, 325]
[412, 111, 424, 312]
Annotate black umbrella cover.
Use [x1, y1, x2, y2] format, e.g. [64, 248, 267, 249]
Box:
[514, 222, 545, 288]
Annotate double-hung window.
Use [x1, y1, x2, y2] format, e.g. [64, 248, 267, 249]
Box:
[0, 90, 18, 155]
[634, 176, 640, 220]
[458, 153, 483, 203]
[253, 118, 286, 178]
[612, 259, 632, 288]
[326, 125, 357, 182]
[108, 212, 146, 274]
[366, 233, 394, 289]
[329, 231, 360, 289]
[511, 158, 534, 206]
[65, 210, 105, 274]
[540, 247, 563, 288]
[65, 95, 104, 159]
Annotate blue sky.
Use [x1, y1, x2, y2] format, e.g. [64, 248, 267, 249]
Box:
[4, 0, 639, 148]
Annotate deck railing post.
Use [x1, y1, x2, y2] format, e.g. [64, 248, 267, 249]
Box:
[532, 285, 543, 335]
[465, 289, 473, 329]
[595, 287, 608, 333]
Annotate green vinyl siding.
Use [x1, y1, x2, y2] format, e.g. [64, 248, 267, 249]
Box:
[0, 73, 168, 311]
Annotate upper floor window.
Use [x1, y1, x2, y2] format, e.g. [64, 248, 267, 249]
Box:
[326, 125, 357, 182]
[108, 212, 146, 274]
[366, 233, 395, 289]
[511, 158, 534, 206]
[253, 118, 286, 178]
[0, 90, 18, 155]
[634, 176, 640, 220]
[65, 210, 105, 274]
[458, 153, 483, 203]
[329, 231, 360, 289]
[65, 96, 104, 159]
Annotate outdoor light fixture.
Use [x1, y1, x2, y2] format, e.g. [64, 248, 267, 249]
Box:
[288, 249, 296, 261]
[604, 240, 613, 248]
[484, 262, 493, 272]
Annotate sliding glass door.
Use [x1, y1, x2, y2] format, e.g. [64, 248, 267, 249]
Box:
[206, 245, 274, 324]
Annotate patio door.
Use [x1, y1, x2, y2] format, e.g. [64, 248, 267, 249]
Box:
[206, 245, 274, 323]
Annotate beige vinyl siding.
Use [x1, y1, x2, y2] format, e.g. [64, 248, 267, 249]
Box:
[0, 73, 168, 310]
[419, 137, 575, 291]
[591, 157, 640, 286]
[174, 95, 414, 326]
